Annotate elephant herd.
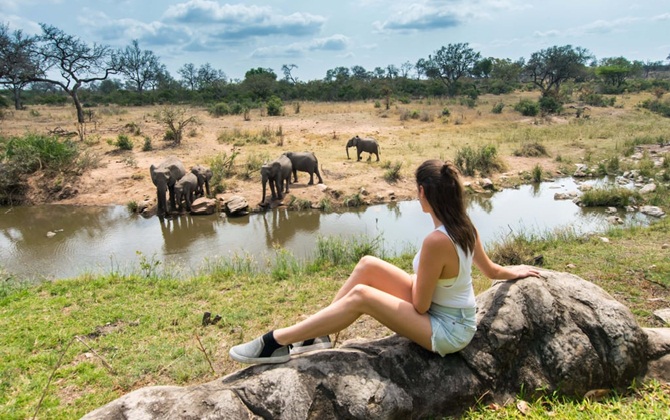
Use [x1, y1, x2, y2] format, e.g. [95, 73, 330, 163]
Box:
[149, 156, 212, 217]
[149, 136, 380, 217]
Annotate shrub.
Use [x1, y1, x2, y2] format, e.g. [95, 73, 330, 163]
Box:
[208, 150, 239, 187]
[514, 99, 540, 116]
[383, 161, 402, 182]
[531, 164, 543, 182]
[266, 95, 284, 116]
[491, 102, 505, 114]
[514, 141, 548, 157]
[115, 134, 133, 150]
[580, 187, 640, 208]
[455, 144, 504, 176]
[580, 93, 616, 107]
[3, 133, 78, 173]
[641, 99, 670, 118]
[142, 137, 153, 151]
[441, 107, 451, 117]
[209, 102, 231, 117]
[539, 96, 563, 114]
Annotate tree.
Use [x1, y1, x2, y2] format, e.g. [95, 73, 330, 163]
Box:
[281, 64, 299, 84]
[472, 57, 494, 78]
[350, 65, 370, 81]
[324, 66, 350, 82]
[0, 23, 42, 110]
[155, 106, 201, 146]
[421, 43, 481, 95]
[178, 63, 198, 90]
[117, 39, 162, 94]
[33, 24, 120, 124]
[524, 45, 592, 98]
[196, 63, 226, 89]
[242, 67, 277, 100]
[596, 57, 641, 89]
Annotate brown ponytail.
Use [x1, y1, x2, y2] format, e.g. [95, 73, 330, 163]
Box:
[415, 159, 476, 253]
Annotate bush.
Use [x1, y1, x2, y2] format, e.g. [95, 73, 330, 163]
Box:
[142, 137, 153, 151]
[383, 161, 403, 182]
[491, 102, 505, 114]
[580, 93, 616, 107]
[266, 96, 284, 116]
[455, 144, 505, 176]
[3, 133, 78, 173]
[641, 99, 670, 118]
[209, 102, 231, 117]
[514, 99, 540, 116]
[115, 134, 133, 150]
[441, 107, 451, 117]
[514, 141, 548, 157]
[580, 187, 640, 208]
[538, 96, 563, 114]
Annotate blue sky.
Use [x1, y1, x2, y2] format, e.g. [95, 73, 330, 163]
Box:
[1, 0, 669, 82]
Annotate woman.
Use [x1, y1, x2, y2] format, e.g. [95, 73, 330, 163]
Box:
[229, 159, 541, 364]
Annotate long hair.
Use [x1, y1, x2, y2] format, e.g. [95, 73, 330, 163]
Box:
[415, 159, 476, 254]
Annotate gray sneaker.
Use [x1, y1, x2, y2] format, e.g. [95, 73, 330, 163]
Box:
[229, 336, 290, 364]
[290, 336, 332, 355]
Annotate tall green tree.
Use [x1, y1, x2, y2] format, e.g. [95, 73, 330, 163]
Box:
[242, 67, 277, 100]
[596, 57, 641, 90]
[33, 24, 120, 124]
[117, 39, 163, 94]
[0, 23, 42, 110]
[419, 43, 481, 95]
[524, 45, 592, 98]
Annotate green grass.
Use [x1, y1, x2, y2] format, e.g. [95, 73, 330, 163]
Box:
[1, 223, 669, 418]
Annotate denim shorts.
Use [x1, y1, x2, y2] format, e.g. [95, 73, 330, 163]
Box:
[428, 303, 477, 356]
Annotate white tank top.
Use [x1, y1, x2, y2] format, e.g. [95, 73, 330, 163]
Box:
[412, 225, 476, 308]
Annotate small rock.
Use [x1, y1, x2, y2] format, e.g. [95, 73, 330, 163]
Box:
[639, 183, 657, 194]
[46, 231, 56, 238]
[640, 206, 666, 218]
[662, 244, 669, 249]
[654, 308, 670, 325]
[606, 216, 623, 225]
[566, 263, 576, 269]
[480, 178, 494, 190]
[605, 207, 617, 214]
[599, 237, 610, 243]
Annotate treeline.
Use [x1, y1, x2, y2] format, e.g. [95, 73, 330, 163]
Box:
[1, 22, 670, 116]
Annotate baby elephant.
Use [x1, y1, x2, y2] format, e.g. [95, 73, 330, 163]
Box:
[281, 151, 323, 185]
[174, 172, 198, 212]
[346, 135, 380, 161]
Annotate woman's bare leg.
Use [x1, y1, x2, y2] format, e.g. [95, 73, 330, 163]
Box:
[332, 255, 414, 302]
[273, 283, 433, 351]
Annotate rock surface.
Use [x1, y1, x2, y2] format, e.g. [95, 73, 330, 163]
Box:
[82, 270, 670, 419]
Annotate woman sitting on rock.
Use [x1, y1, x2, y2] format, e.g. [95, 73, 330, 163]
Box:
[229, 159, 540, 364]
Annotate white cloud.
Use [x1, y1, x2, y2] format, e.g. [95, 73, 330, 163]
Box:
[251, 34, 350, 58]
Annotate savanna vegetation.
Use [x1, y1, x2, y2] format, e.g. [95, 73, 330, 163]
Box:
[1, 20, 670, 420]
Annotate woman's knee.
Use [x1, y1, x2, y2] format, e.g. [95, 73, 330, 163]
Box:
[345, 284, 373, 309]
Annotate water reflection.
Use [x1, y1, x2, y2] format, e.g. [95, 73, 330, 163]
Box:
[0, 177, 654, 281]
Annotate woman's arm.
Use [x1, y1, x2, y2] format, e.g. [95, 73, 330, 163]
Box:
[472, 230, 541, 280]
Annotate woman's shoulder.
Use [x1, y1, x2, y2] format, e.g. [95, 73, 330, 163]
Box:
[422, 229, 456, 252]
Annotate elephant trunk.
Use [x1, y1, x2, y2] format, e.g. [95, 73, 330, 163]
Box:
[346, 146, 350, 159]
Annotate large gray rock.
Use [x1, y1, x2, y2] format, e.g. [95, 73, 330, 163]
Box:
[82, 270, 670, 419]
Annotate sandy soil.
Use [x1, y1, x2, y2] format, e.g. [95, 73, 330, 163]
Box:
[2, 99, 553, 210]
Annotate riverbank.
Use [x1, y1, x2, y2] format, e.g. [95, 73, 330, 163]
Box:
[3, 92, 669, 211]
[1, 219, 668, 418]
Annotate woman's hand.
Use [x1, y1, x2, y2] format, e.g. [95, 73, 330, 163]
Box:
[504, 265, 542, 280]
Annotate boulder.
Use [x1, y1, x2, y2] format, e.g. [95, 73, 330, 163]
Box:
[82, 271, 670, 419]
[223, 195, 249, 216]
[190, 197, 217, 215]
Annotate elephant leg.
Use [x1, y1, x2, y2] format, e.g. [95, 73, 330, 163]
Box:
[292, 169, 298, 183]
[308, 172, 314, 185]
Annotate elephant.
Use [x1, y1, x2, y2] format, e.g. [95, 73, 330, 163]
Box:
[281, 151, 323, 185]
[150, 156, 186, 217]
[174, 172, 198, 212]
[346, 135, 380, 161]
[191, 165, 212, 197]
[260, 154, 292, 203]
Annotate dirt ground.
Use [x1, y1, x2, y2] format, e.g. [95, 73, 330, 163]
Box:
[1, 98, 554, 210]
